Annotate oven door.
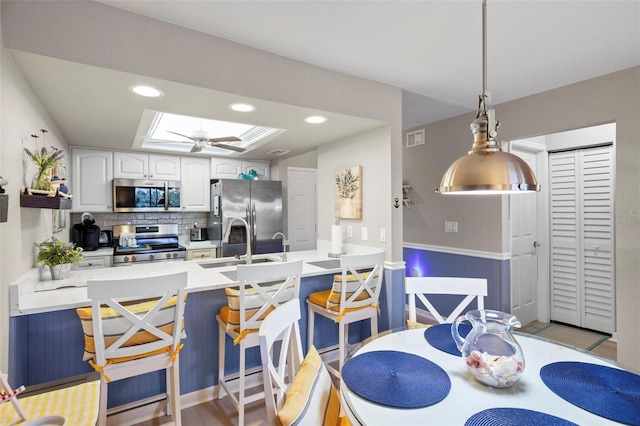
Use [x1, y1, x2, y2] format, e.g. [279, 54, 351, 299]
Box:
[113, 179, 181, 212]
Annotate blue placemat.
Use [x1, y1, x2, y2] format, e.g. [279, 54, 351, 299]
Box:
[540, 361, 640, 426]
[465, 408, 578, 426]
[424, 323, 471, 356]
[342, 350, 451, 408]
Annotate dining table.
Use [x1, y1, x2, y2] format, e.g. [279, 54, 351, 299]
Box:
[340, 325, 640, 426]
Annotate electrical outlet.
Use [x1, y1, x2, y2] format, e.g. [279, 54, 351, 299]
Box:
[380, 228, 386, 242]
[347, 225, 353, 237]
[445, 221, 459, 233]
[361, 226, 368, 241]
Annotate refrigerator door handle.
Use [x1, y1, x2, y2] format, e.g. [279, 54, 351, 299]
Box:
[252, 203, 257, 253]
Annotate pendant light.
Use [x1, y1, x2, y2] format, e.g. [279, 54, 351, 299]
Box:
[436, 0, 540, 195]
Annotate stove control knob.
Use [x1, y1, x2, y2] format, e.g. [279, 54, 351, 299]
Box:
[131, 256, 137, 262]
[124, 256, 130, 263]
[149, 254, 155, 261]
[173, 253, 178, 258]
[166, 253, 172, 259]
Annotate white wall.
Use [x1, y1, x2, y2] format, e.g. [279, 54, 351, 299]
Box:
[0, 47, 70, 371]
[318, 126, 392, 255]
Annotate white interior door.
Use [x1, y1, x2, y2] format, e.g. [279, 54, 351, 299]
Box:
[510, 143, 545, 326]
[287, 168, 317, 251]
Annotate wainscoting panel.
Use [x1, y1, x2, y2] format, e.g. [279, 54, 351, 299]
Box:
[403, 247, 510, 314]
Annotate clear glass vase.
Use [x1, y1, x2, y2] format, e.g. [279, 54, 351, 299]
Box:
[32, 169, 52, 191]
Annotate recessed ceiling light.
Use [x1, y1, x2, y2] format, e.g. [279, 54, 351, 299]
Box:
[129, 85, 164, 98]
[304, 115, 327, 124]
[229, 103, 256, 112]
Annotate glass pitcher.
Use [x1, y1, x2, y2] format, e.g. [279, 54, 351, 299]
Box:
[452, 309, 525, 388]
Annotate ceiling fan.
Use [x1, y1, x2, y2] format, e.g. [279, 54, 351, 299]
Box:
[166, 131, 245, 153]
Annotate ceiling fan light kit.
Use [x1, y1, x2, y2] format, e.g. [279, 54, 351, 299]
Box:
[437, 0, 540, 195]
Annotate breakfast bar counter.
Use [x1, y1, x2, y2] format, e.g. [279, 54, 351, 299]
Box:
[9, 248, 347, 317]
[8, 244, 404, 413]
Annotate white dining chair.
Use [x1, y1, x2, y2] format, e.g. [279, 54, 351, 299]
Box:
[78, 271, 188, 426]
[405, 276, 487, 324]
[306, 251, 385, 378]
[258, 299, 346, 426]
[216, 260, 303, 426]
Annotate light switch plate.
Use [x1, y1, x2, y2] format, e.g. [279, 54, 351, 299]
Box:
[380, 228, 386, 242]
[361, 226, 368, 241]
[347, 225, 353, 237]
[445, 221, 459, 233]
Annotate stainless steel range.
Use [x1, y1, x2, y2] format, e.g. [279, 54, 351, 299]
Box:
[113, 224, 186, 266]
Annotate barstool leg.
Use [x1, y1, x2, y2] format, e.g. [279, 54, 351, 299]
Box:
[338, 320, 346, 373]
[239, 340, 246, 426]
[371, 314, 378, 338]
[307, 305, 315, 351]
[216, 321, 226, 399]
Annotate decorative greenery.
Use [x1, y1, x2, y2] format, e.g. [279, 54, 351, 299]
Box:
[24, 130, 64, 172]
[335, 167, 360, 199]
[36, 237, 83, 266]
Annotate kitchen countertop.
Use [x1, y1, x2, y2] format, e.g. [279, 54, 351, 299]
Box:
[9, 242, 382, 317]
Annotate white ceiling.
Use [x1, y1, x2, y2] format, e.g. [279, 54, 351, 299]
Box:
[9, 1, 640, 160]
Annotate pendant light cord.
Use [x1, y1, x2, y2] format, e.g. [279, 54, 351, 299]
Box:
[482, 0, 488, 116]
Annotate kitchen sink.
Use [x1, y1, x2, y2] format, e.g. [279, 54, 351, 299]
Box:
[306, 259, 341, 269]
[199, 257, 274, 269]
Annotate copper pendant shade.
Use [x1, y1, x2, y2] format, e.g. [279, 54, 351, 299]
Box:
[437, 0, 540, 195]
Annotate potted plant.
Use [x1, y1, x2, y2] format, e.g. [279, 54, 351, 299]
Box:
[36, 237, 83, 279]
[24, 129, 64, 192]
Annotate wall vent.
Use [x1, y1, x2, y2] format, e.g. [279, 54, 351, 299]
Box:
[267, 149, 291, 156]
[406, 129, 425, 148]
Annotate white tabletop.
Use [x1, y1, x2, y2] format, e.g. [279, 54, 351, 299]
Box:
[340, 328, 625, 426]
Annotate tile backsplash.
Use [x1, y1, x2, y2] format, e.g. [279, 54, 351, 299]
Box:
[70, 211, 209, 238]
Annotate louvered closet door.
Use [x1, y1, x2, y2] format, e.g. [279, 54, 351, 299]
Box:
[549, 145, 614, 334]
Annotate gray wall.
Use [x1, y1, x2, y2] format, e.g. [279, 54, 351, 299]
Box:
[404, 66, 640, 371]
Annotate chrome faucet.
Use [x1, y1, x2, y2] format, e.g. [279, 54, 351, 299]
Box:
[272, 232, 288, 262]
[224, 217, 252, 264]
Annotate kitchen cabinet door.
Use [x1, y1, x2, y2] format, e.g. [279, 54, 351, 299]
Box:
[113, 152, 147, 179]
[181, 156, 210, 211]
[114, 152, 181, 180]
[149, 154, 181, 180]
[242, 160, 270, 180]
[211, 158, 242, 179]
[71, 149, 113, 212]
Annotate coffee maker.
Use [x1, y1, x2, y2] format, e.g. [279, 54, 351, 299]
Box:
[72, 212, 101, 251]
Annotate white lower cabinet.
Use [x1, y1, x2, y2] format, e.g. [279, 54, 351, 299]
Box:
[76, 255, 113, 269]
[186, 249, 216, 260]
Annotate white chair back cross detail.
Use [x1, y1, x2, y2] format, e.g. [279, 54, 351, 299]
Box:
[405, 276, 487, 324]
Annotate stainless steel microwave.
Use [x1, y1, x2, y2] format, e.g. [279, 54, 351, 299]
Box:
[113, 179, 181, 212]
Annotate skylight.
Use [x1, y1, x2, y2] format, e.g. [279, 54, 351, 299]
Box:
[139, 111, 284, 156]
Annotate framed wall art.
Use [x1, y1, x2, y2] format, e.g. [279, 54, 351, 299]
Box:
[335, 165, 362, 219]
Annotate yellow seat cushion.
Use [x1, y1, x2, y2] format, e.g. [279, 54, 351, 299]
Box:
[308, 289, 378, 320]
[0, 381, 100, 426]
[407, 319, 432, 329]
[218, 305, 260, 336]
[223, 279, 296, 335]
[76, 295, 187, 363]
[277, 346, 349, 426]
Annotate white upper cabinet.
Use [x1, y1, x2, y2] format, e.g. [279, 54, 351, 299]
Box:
[242, 160, 270, 180]
[181, 156, 210, 212]
[114, 152, 181, 180]
[71, 148, 113, 212]
[211, 158, 270, 180]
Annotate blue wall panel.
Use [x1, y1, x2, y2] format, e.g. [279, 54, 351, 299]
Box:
[403, 247, 510, 315]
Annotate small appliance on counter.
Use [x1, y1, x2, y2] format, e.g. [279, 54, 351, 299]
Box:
[190, 222, 208, 242]
[98, 230, 113, 247]
[72, 212, 101, 251]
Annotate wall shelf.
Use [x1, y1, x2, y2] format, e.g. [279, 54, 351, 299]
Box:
[20, 193, 72, 210]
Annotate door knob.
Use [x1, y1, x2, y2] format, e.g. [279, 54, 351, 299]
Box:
[533, 241, 540, 248]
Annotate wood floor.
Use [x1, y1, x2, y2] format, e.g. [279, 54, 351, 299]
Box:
[132, 321, 617, 426]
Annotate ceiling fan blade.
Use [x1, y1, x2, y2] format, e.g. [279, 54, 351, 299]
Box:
[211, 142, 246, 153]
[208, 136, 242, 143]
[190, 144, 204, 153]
[167, 131, 197, 142]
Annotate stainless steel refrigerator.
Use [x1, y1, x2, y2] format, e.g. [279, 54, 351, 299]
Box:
[207, 179, 283, 257]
